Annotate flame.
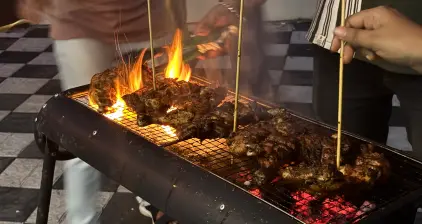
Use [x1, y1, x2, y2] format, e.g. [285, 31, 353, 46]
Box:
[89, 49, 144, 121]
[127, 48, 146, 93]
[167, 106, 177, 113]
[160, 106, 178, 137]
[165, 29, 191, 82]
[162, 125, 177, 137]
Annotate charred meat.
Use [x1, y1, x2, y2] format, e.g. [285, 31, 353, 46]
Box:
[279, 163, 345, 192]
[340, 144, 390, 186]
[176, 101, 270, 141]
[88, 69, 119, 113]
[122, 79, 228, 128]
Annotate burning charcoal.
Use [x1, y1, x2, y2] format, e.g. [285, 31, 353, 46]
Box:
[88, 69, 119, 113]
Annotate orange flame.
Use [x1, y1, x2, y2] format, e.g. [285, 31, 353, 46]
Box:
[89, 48, 145, 121]
[165, 29, 191, 82]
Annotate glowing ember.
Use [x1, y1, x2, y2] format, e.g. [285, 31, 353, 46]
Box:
[291, 191, 375, 224]
[249, 188, 262, 198]
[167, 106, 177, 113]
[165, 29, 191, 82]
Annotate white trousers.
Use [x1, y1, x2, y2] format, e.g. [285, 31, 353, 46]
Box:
[54, 37, 169, 224]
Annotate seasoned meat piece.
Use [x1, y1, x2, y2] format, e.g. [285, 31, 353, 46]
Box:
[252, 169, 268, 186]
[262, 134, 298, 162]
[177, 101, 268, 141]
[299, 134, 351, 166]
[280, 163, 344, 192]
[257, 153, 280, 169]
[226, 122, 271, 156]
[340, 144, 390, 186]
[88, 69, 119, 113]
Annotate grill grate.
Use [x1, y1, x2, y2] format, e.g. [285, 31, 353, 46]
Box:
[70, 90, 422, 224]
[71, 92, 178, 146]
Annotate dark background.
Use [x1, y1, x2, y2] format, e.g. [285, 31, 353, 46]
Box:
[0, 1, 18, 26]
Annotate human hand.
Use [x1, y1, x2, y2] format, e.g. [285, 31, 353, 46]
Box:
[331, 6, 422, 72]
[16, 0, 46, 24]
[195, 4, 238, 37]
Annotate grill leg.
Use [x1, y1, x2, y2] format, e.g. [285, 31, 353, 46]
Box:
[35, 140, 58, 224]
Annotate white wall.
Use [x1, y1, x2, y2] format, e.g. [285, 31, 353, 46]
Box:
[262, 0, 318, 21]
[186, 0, 318, 23]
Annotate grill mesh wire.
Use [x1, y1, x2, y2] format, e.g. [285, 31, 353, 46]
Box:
[70, 90, 422, 223]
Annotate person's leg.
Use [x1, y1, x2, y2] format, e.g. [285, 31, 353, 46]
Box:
[313, 46, 393, 143]
[54, 38, 115, 224]
[384, 73, 422, 160]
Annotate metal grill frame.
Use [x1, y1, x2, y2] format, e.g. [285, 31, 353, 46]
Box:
[34, 84, 422, 224]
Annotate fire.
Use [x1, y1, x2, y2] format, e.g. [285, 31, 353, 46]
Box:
[89, 28, 191, 125]
[161, 106, 178, 137]
[165, 29, 191, 82]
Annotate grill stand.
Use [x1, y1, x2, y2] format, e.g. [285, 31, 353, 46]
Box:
[34, 134, 58, 224]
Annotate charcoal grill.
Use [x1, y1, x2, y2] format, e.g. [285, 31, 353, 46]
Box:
[33, 77, 422, 224]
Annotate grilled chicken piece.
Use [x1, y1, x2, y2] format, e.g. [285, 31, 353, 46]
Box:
[88, 69, 119, 113]
[123, 79, 227, 121]
[177, 101, 270, 141]
[299, 134, 351, 166]
[280, 163, 345, 192]
[137, 110, 195, 127]
[226, 121, 271, 156]
[340, 144, 390, 186]
[227, 110, 301, 157]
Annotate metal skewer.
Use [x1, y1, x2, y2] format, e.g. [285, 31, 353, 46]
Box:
[146, 0, 157, 90]
[336, 0, 347, 169]
[233, 0, 245, 133]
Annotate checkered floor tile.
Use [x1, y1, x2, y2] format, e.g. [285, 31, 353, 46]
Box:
[0, 22, 413, 224]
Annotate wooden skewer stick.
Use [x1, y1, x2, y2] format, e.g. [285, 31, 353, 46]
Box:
[146, 0, 157, 90]
[337, 0, 347, 169]
[233, 0, 245, 133]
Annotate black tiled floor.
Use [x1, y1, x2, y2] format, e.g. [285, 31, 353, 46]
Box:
[0, 94, 30, 110]
[0, 187, 39, 222]
[287, 44, 315, 57]
[13, 64, 58, 79]
[45, 45, 53, 52]
[293, 21, 312, 31]
[24, 27, 50, 38]
[36, 79, 62, 95]
[281, 71, 313, 86]
[0, 38, 18, 50]
[0, 157, 14, 173]
[0, 51, 41, 63]
[18, 141, 44, 159]
[273, 32, 291, 44]
[99, 193, 151, 224]
[266, 56, 286, 70]
[0, 112, 37, 133]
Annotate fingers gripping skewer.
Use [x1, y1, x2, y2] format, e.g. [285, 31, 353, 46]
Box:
[233, 0, 245, 133]
[147, 0, 157, 90]
[337, 0, 347, 169]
